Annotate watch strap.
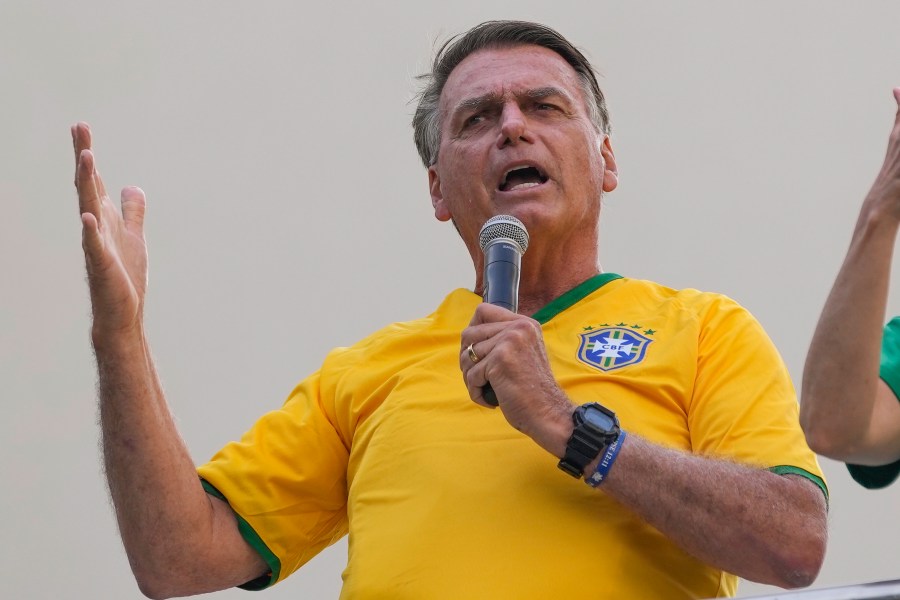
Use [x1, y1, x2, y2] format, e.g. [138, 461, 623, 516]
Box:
[558, 404, 613, 478]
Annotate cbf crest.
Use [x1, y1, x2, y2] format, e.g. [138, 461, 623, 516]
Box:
[578, 326, 653, 372]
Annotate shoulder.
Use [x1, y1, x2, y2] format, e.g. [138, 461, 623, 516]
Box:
[614, 277, 749, 320]
[322, 288, 478, 372]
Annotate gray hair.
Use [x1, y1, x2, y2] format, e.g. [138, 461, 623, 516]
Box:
[412, 20, 611, 168]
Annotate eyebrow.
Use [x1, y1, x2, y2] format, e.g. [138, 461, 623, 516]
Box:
[524, 86, 574, 102]
[451, 86, 575, 115]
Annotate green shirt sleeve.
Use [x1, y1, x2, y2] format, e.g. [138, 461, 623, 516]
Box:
[846, 316, 900, 489]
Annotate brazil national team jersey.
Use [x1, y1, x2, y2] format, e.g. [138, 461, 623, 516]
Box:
[198, 274, 826, 599]
[846, 316, 900, 488]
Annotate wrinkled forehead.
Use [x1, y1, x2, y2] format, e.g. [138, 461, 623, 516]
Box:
[438, 45, 586, 121]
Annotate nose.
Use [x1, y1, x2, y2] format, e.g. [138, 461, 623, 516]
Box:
[496, 103, 532, 149]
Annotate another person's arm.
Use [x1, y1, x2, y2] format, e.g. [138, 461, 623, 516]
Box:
[800, 88, 900, 467]
[73, 123, 266, 598]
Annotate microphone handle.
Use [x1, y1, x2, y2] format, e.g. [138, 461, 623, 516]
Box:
[483, 384, 499, 406]
[480, 240, 522, 406]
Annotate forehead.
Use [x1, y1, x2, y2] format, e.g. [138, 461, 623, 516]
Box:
[439, 45, 585, 115]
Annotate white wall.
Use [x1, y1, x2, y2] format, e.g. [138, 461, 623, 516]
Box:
[2, 1, 898, 597]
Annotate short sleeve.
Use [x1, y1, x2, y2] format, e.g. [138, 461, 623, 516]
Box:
[197, 370, 350, 589]
[846, 317, 900, 489]
[878, 317, 900, 398]
[686, 295, 827, 499]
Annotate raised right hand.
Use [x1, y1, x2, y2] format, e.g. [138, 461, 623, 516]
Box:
[865, 88, 900, 220]
[72, 123, 148, 338]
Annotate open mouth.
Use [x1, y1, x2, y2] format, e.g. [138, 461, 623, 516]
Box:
[499, 166, 549, 192]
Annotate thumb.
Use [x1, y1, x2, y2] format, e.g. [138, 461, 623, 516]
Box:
[121, 186, 147, 235]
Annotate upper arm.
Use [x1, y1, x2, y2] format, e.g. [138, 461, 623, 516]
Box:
[197, 370, 351, 590]
[689, 297, 825, 491]
[202, 494, 271, 590]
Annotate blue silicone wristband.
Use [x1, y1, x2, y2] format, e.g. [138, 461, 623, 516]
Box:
[585, 430, 627, 488]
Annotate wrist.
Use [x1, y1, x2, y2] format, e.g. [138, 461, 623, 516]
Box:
[91, 322, 147, 354]
[557, 402, 620, 479]
[528, 401, 576, 459]
[859, 193, 900, 233]
[584, 430, 627, 487]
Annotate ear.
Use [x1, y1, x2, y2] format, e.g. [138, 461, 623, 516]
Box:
[428, 165, 452, 222]
[599, 135, 618, 193]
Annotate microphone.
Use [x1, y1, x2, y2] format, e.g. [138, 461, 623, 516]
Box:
[478, 215, 529, 406]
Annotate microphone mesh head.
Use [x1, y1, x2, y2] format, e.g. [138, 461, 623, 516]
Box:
[479, 215, 529, 253]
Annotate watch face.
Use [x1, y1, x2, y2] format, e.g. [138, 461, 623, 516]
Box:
[584, 409, 616, 432]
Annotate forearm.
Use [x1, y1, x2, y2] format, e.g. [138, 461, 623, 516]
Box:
[537, 408, 827, 588]
[464, 296, 827, 587]
[73, 125, 264, 597]
[94, 328, 255, 597]
[600, 435, 827, 588]
[800, 202, 899, 457]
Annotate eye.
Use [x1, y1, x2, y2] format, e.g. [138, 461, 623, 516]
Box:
[536, 102, 559, 112]
[458, 112, 491, 134]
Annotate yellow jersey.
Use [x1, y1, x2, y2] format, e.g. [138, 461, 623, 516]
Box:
[198, 274, 825, 598]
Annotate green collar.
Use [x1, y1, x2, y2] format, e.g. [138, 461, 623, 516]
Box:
[531, 273, 623, 324]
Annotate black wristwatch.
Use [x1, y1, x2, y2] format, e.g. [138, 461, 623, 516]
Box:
[558, 402, 621, 478]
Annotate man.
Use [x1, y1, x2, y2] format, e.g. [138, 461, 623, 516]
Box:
[801, 88, 900, 489]
[74, 21, 826, 599]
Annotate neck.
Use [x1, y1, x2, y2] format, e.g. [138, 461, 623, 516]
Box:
[474, 244, 602, 317]
[516, 261, 601, 316]
[468, 213, 604, 315]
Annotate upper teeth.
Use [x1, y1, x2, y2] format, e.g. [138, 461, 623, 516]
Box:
[505, 166, 532, 179]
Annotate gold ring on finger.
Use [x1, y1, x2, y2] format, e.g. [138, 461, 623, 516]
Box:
[467, 343, 480, 364]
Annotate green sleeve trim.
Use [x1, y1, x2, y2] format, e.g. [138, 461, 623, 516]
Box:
[201, 479, 282, 591]
[769, 466, 829, 504]
[531, 273, 623, 324]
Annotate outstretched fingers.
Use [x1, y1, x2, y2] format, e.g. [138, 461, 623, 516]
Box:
[892, 88, 900, 140]
[71, 122, 89, 171]
[72, 122, 109, 219]
[887, 87, 900, 169]
[76, 148, 103, 221]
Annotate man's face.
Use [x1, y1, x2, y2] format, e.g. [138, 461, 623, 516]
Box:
[428, 44, 617, 256]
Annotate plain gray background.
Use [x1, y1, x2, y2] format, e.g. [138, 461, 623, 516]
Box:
[2, 1, 899, 598]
